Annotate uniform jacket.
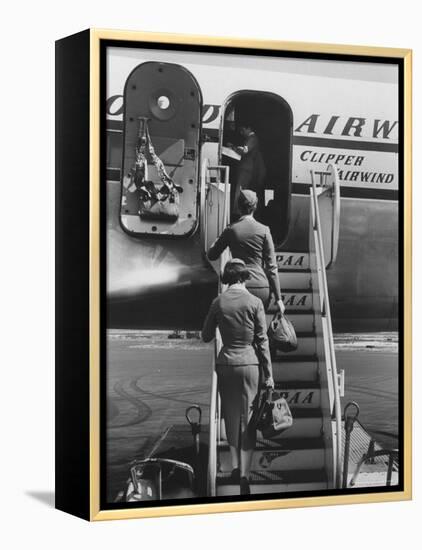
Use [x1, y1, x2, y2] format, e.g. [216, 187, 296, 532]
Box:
[207, 215, 282, 301]
[201, 287, 272, 379]
[233, 133, 266, 212]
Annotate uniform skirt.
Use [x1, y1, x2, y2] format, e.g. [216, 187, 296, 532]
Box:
[217, 364, 260, 450]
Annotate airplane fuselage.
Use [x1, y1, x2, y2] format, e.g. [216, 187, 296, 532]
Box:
[105, 47, 399, 332]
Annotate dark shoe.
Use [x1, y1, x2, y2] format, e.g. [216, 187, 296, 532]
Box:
[229, 468, 240, 483]
[240, 476, 251, 495]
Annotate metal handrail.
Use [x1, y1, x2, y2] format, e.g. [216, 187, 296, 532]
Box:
[330, 167, 341, 267]
[341, 401, 399, 488]
[350, 448, 398, 487]
[200, 158, 210, 253]
[325, 165, 340, 268]
[205, 163, 230, 496]
[310, 172, 343, 488]
[312, 166, 340, 268]
[342, 401, 360, 488]
[207, 361, 218, 495]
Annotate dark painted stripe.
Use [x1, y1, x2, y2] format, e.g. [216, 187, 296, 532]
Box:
[106, 120, 398, 153]
[107, 168, 120, 181]
[292, 183, 398, 201]
[293, 135, 398, 153]
[337, 187, 398, 201]
[107, 119, 123, 131]
[203, 128, 219, 141]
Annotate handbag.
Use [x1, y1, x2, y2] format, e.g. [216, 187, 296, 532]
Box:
[267, 312, 298, 352]
[252, 388, 293, 439]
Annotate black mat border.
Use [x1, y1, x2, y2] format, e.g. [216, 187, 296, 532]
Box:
[98, 38, 405, 512]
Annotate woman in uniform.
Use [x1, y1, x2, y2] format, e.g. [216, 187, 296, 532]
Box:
[208, 189, 285, 315]
[202, 259, 274, 495]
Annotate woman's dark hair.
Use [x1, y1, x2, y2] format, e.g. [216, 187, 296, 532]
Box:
[237, 190, 258, 215]
[221, 260, 250, 285]
[239, 121, 254, 131]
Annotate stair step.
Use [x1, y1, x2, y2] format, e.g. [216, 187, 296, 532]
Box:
[276, 252, 309, 271]
[216, 469, 328, 495]
[258, 416, 323, 439]
[219, 436, 323, 451]
[218, 440, 325, 472]
[271, 336, 317, 357]
[272, 361, 319, 383]
[218, 412, 323, 443]
[279, 271, 311, 290]
[266, 312, 314, 333]
[217, 481, 328, 496]
[268, 292, 313, 312]
[281, 407, 322, 418]
[272, 354, 317, 363]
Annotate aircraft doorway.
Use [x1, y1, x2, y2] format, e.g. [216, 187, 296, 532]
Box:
[220, 91, 293, 245]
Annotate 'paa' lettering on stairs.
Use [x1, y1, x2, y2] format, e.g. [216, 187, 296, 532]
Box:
[276, 254, 306, 267]
[279, 391, 315, 404]
[281, 294, 309, 307]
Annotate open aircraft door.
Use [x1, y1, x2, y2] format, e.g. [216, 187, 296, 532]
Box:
[120, 62, 203, 238]
[311, 164, 341, 269]
[218, 90, 293, 244]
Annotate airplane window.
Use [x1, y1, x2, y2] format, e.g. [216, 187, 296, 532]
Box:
[157, 95, 170, 110]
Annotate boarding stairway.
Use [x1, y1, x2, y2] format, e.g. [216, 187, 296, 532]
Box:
[201, 162, 343, 496]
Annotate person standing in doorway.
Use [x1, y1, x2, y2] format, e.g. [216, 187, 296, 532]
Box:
[228, 123, 266, 217]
